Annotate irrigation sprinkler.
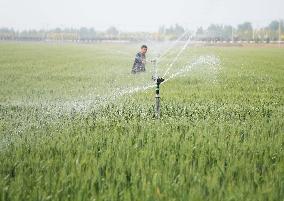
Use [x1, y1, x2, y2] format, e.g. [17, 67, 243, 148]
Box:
[151, 59, 164, 119]
[155, 77, 164, 119]
[150, 32, 190, 118]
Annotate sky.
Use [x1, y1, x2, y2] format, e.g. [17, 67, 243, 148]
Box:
[0, 0, 283, 31]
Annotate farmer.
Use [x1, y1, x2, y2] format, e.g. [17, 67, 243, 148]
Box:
[131, 45, 147, 74]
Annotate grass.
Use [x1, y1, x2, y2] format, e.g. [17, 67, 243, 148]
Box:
[0, 42, 283, 201]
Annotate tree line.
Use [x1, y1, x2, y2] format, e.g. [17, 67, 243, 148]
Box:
[0, 20, 283, 42]
[193, 21, 284, 42]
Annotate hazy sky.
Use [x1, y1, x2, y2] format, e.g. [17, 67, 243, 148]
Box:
[0, 0, 283, 31]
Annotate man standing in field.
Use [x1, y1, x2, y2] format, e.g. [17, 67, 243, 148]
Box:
[131, 45, 147, 74]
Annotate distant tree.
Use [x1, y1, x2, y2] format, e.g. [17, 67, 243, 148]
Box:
[79, 27, 89, 40]
[54, 27, 62, 33]
[267, 20, 284, 41]
[237, 22, 253, 41]
[223, 25, 234, 41]
[207, 24, 223, 41]
[173, 24, 185, 36]
[268, 20, 280, 31]
[195, 27, 204, 41]
[238, 22, 253, 32]
[88, 28, 96, 39]
[196, 27, 204, 35]
[165, 25, 174, 35]
[0, 28, 15, 40]
[106, 26, 119, 37]
[163, 24, 185, 40]
[79, 27, 96, 41]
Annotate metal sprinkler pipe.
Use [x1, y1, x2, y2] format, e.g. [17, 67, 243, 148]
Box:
[151, 58, 164, 118]
[155, 77, 164, 119]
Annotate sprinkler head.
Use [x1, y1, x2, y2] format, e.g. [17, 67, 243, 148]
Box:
[152, 76, 164, 84]
[156, 77, 164, 85]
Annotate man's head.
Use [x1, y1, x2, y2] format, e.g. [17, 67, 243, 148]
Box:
[140, 45, 148, 54]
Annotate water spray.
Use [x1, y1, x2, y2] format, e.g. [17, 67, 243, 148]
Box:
[148, 31, 191, 118]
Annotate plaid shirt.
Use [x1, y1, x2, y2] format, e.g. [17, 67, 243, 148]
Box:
[132, 52, 146, 73]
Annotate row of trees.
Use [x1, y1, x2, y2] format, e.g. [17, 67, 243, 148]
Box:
[0, 27, 117, 41]
[0, 20, 283, 42]
[0, 26, 160, 42]
[194, 21, 284, 42]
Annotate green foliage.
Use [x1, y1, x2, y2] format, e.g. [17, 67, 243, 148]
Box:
[0, 43, 283, 201]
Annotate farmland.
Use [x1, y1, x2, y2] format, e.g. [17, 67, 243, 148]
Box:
[0, 42, 283, 201]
